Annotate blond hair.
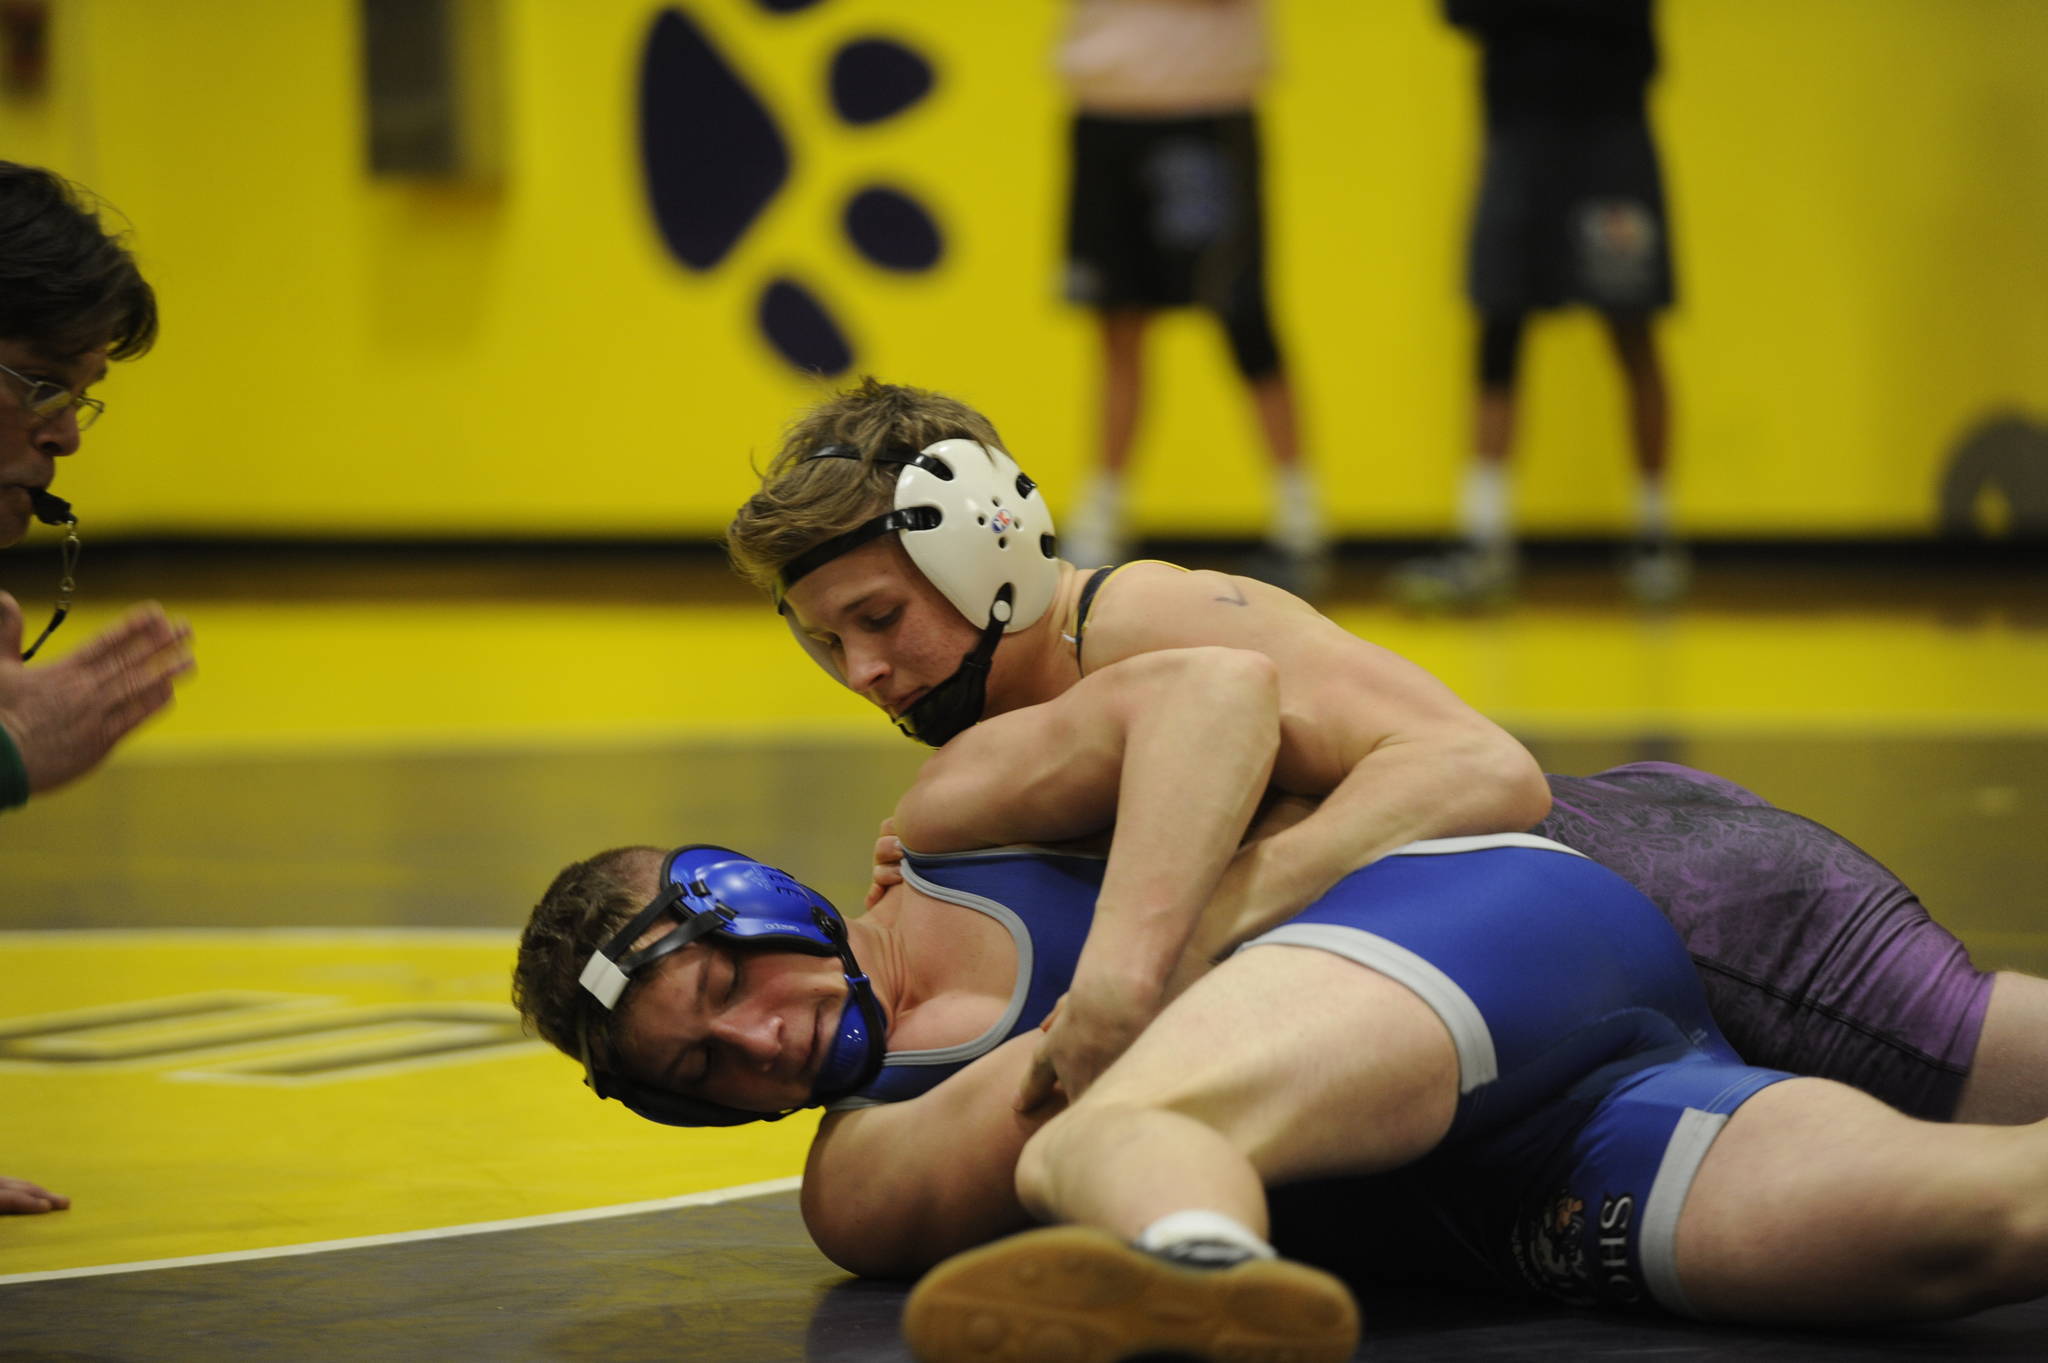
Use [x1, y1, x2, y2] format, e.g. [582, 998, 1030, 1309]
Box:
[726, 377, 1007, 596]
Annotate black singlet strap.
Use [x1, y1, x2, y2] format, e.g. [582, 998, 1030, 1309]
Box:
[1071, 564, 1119, 672]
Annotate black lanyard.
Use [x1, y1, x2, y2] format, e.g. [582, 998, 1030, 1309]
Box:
[21, 488, 79, 662]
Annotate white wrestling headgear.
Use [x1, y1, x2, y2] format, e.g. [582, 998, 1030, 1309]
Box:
[775, 439, 1060, 746]
[777, 439, 1059, 631]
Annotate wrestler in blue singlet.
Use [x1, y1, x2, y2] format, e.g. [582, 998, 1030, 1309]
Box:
[828, 847, 1101, 1110]
[849, 831, 1793, 1314]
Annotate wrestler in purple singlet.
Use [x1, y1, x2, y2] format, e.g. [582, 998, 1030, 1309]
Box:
[1532, 762, 1993, 1119]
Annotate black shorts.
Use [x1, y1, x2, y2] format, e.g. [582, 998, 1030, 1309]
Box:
[1466, 117, 1675, 316]
[1064, 110, 1268, 314]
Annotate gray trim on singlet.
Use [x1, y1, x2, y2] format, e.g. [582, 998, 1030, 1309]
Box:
[893, 842, 1109, 865]
[1383, 832, 1589, 859]
[1231, 834, 1585, 1094]
[823, 854, 1053, 1113]
[1640, 1106, 1725, 1318]
[1243, 923, 1500, 1093]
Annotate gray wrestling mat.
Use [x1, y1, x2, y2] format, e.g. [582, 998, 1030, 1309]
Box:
[7, 1187, 2047, 1362]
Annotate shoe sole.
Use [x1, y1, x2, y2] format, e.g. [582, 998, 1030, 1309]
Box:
[902, 1225, 1360, 1363]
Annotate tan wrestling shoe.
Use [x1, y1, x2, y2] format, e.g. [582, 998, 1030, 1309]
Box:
[902, 1224, 1361, 1363]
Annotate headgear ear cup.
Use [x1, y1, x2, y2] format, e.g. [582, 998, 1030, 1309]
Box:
[778, 440, 1059, 635]
[890, 440, 1059, 634]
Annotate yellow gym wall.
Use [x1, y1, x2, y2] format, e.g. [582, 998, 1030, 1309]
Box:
[5, 0, 2044, 541]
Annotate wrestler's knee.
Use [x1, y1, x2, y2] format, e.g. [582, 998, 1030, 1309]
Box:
[1923, 1157, 2048, 1316]
[1684, 1100, 2048, 1322]
[1013, 1100, 1175, 1221]
[1864, 1177, 2048, 1319]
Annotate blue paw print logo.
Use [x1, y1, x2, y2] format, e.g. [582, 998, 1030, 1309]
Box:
[638, 2, 945, 375]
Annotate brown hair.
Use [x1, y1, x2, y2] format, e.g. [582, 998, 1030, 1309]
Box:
[512, 845, 664, 1070]
[0, 161, 158, 360]
[725, 376, 1006, 597]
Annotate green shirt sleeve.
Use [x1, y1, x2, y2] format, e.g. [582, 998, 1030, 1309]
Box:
[0, 724, 28, 811]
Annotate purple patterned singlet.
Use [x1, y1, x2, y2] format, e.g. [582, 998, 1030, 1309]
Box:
[1533, 762, 1992, 1119]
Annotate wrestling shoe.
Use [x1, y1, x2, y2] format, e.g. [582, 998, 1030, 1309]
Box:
[902, 1224, 1360, 1363]
[1386, 546, 1516, 611]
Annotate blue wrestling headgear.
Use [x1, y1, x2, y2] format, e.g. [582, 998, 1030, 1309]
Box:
[775, 439, 1059, 748]
[574, 844, 887, 1129]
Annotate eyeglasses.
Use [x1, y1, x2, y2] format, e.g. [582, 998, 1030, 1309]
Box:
[0, 360, 105, 432]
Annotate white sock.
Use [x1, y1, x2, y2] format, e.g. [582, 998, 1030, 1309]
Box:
[1459, 459, 1513, 555]
[1079, 468, 1124, 520]
[1134, 1209, 1276, 1259]
[1269, 465, 1326, 556]
[1063, 469, 1125, 564]
[1636, 476, 1670, 543]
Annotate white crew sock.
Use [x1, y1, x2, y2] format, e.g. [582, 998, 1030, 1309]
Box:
[1269, 464, 1327, 557]
[1459, 459, 1513, 555]
[1062, 469, 1126, 566]
[1636, 475, 1671, 544]
[1135, 1209, 1277, 1260]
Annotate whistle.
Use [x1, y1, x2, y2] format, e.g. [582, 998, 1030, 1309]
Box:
[27, 487, 74, 526]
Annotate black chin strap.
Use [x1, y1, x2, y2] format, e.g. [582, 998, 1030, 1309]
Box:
[895, 589, 1011, 747]
[21, 489, 78, 662]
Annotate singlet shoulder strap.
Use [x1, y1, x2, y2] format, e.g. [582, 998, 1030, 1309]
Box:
[1070, 560, 1187, 672]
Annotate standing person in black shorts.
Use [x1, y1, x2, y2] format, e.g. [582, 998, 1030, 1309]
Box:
[1396, 0, 1684, 607]
[1056, 0, 1327, 596]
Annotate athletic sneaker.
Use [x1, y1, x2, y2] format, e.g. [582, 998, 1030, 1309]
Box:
[1240, 544, 1333, 601]
[902, 1224, 1361, 1363]
[1621, 541, 1690, 606]
[1386, 546, 1517, 611]
[1061, 477, 1127, 570]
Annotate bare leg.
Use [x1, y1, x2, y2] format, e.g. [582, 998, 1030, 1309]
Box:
[1063, 309, 1149, 567]
[904, 950, 1450, 1363]
[1678, 1077, 2048, 1321]
[1475, 384, 1515, 466]
[1603, 312, 1686, 602]
[1016, 948, 1458, 1233]
[1601, 312, 1669, 480]
[1098, 308, 1148, 477]
[1955, 972, 2048, 1124]
[1249, 371, 1301, 468]
[1246, 368, 1327, 593]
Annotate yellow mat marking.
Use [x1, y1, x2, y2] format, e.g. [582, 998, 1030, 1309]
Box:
[0, 931, 817, 1276]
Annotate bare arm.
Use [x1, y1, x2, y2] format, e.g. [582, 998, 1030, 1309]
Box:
[894, 647, 1282, 1101]
[802, 1034, 1050, 1277]
[1079, 564, 1551, 961]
